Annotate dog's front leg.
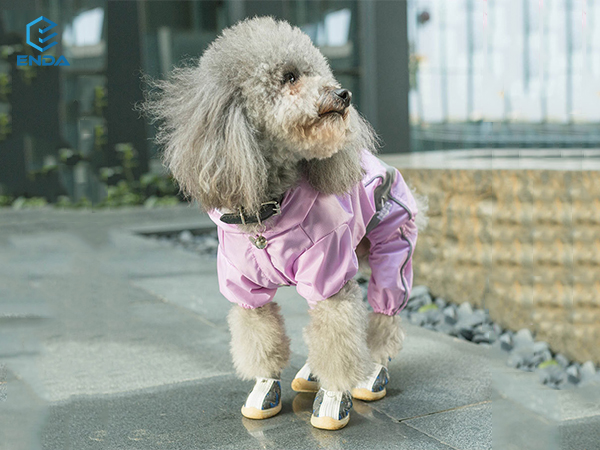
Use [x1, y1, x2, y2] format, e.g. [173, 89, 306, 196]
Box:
[228, 302, 290, 420]
[304, 280, 370, 430]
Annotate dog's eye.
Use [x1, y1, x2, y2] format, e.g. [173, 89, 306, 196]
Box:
[283, 72, 297, 84]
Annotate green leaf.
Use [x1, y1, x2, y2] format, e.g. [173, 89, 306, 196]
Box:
[538, 360, 559, 369]
[418, 303, 439, 313]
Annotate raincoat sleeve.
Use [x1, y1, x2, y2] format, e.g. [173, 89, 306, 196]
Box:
[217, 247, 277, 309]
[294, 224, 359, 307]
[366, 179, 419, 316]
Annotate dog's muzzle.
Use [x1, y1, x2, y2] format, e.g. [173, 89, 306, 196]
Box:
[317, 88, 352, 117]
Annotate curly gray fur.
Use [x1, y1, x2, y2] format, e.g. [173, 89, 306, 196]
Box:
[301, 110, 378, 194]
[366, 312, 406, 365]
[141, 17, 377, 215]
[227, 302, 291, 380]
[304, 280, 371, 392]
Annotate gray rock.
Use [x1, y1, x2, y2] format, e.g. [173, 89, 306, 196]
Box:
[555, 353, 570, 369]
[475, 323, 497, 335]
[532, 341, 549, 354]
[499, 332, 513, 351]
[537, 365, 567, 389]
[539, 350, 553, 363]
[521, 358, 537, 371]
[580, 361, 599, 384]
[566, 364, 581, 384]
[508, 346, 542, 371]
[454, 315, 485, 333]
[434, 322, 454, 334]
[473, 331, 496, 344]
[475, 308, 488, 320]
[456, 302, 473, 320]
[202, 236, 219, 247]
[434, 297, 447, 309]
[529, 352, 550, 369]
[406, 294, 433, 312]
[472, 310, 488, 326]
[488, 331, 499, 343]
[398, 309, 410, 320]
[409, 312, 426, 326]
[443, 305, 457, 324]
[425, 308, 443, 325]
[513, 329, 534, 349]
[178, 230, 194, 243]
[457, 328, 474, 340]
[409, 285, 430, 299]
[507, 352, 525, 369]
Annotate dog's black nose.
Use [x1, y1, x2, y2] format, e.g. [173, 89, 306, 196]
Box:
[333, 89, 352, 108]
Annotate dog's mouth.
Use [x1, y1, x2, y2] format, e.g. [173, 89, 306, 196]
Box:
[319, 109, 345, 118]
[317, 106, 350, 121]
[317, 88, 352, 119]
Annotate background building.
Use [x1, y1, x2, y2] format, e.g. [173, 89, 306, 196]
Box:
[0, 0, 598, 203]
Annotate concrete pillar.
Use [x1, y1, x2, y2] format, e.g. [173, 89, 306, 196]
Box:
[371, 0, 411, 153]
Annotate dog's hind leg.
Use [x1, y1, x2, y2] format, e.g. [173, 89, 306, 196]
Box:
[304, 280, 370, 430]
[366, 312, 405, 365]
[349, 312, 405, 402]
[228, 302, 290, 420]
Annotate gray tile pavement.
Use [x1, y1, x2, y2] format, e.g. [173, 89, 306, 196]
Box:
[0, 207, 598, 449]
[404, 402, 492, 450]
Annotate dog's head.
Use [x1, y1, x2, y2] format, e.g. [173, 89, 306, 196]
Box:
[218, 18, 356, 161]
[143, 17, 377, 213]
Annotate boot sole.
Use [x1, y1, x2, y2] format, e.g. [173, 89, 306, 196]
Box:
[241, 402, 282, 420]
[350, 387, 387, 402]
[291, 378, 319, 393]
[310, 413, 350, 430]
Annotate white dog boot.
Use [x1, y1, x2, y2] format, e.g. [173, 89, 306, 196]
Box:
[291, 362, 319, 393]
[310, 388, 353, 430]
[241, 377, 282, 420]
[350, 363, 389, 401]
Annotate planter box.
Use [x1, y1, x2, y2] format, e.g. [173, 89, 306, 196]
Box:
[382, 149, 600, 364]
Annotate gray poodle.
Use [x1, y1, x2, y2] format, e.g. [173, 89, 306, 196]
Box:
[143, 17, 424, 430]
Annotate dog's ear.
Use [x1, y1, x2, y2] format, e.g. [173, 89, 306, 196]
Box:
[302, 108, 378, 194]
[141, 65, 267, 212]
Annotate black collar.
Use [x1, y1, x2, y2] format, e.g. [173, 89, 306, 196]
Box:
[219, 196, 284, 225]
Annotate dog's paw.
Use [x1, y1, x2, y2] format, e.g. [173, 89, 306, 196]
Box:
[310, 388, 353, 430]
[241, 377, 282, 420]
[291, 362, 320, 393]
[350, 363, 389, 401]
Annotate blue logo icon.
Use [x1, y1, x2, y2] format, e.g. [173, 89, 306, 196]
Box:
[18, 16, 69, 66]
[26, 16, 58, 52]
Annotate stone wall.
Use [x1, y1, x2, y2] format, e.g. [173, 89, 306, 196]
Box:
[382, 151, 600, 364]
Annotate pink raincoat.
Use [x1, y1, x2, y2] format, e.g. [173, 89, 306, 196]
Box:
[208, 150, 418, 316]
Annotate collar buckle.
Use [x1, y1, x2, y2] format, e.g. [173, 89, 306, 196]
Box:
[219, 196, 283, 225]
[260, 200, 281, 217]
